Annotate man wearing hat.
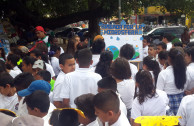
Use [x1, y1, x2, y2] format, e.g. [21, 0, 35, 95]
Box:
[35, 26, 50, 47]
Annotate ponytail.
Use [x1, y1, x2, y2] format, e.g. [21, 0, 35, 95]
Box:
[168, 48, 186, 89]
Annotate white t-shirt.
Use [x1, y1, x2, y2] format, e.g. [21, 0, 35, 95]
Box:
[143, 46, 148, 58]
[52, 71, 66, 102]
[91, 55, 100, 67]
[118, 94, 127, 116]
[156, 66, 189, 94]
[186, 63, 194, 90]
[166, 42, 172, 51]
[117, 79, 135, 109]
[131, 90, 169, 119]
[0, 93, 18, 113]
[50, 57, 60, 76]
[129, 62, 138, 80]
[43, 102, 56, 126]
[177, 94, 194, 126]
[45, 63, 55, 78]
[105, 112, 131, 126]
[59, 68, 102, 108]
[17, 97, 28, 116]
[9, 66, 22, 78]
[79, 119, 99, 126]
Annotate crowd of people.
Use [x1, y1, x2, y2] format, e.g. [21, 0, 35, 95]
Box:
[0, 25, 194, 126]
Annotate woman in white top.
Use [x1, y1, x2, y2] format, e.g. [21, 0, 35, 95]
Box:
[157, 47, 187, 115]
[184, 47, 194, 94]
[110, 58, 135, 120]
[6, 54, 22, 78]
[131, 70, 168, 126]
[143, 56, 160, 86]
[49, 44, 61, 76]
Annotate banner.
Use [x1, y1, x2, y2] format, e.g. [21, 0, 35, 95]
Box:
[100, 20, 144, 61]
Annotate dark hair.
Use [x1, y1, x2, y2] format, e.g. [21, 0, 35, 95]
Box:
[30, 48, 42, 58]
[143, 35, 151, 43]
[135, 70, 156, 104]
[97, 76, 117, 92]
[0, 60, 6, 73]
[119, 44, 135, 60]
[59, 53, 74, 65]
[95, 51, 113, 78]
[77, 48, 92, 67]
[93, 90, 120, 113]
[50, 110, 61, 126]
[25, 90, 50, 113]
[0, 72, 14, 87]
[37, 70, 51, 82]
[157, 42, 167, 50]
[66, 38, 77, 56]
[17, 39, 28, 46]
[11, 48, 25, 57]
[49, 44, 61, 57]
[187, 42, 194, 48]
[74, 94, 96, 121]
[23, 56, 36, 66]
[57, 109, 79, 126]
[92, 39, 105, 54]
[77, 42, 88, 51]
[7, 54, 20, 67]
[163, 33, 172, 41]
[174, 42, 183, 48]
[143, 56, 160, 85]
[36, 43, 49, 63]
[168, 48, 186, 89]
[158, 51, 168, 60]
[185, 47, 194, 62]
[0, 48, 6, 61]
[110, 57, 131, 80]
[148, 44, 157, 50]
[13, 72, 35, 92]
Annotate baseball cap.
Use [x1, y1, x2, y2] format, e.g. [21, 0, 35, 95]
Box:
[35, 26, 46, 33]
[18, 80, 51, 97]
[0, 113, 44, 126]
[93, 35, 104, 41]
[32, 60, 44, 70]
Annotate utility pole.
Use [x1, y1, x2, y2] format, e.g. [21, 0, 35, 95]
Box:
[118, 0, 121, 23]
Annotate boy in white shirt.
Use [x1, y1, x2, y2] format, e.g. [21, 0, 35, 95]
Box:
[53, 53, 75, 108]
[93, 90, 131, 126]
[74, 94, 99, 126]
[22, 56, 36, 74]
[162, 33, 172, 51]
[119, 44, 138, 79]
[97, 77, 127, 116]
[142, 36, 150, 58]
[0, 72, 18, 113]
[60, 48, 102, 108]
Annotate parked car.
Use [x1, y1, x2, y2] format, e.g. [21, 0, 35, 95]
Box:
[144, 26, 186, 44]
[55, 27, 82, 38]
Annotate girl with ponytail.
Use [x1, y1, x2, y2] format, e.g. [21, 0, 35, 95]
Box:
[157, 47, 188, 115]
[95, 51, 113, 78]
[143, 56, 160, 86]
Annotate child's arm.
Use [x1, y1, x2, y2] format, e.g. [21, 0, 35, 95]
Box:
[62, 98, 70, 108]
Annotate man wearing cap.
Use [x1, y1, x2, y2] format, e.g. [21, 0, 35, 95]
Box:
[17, 80, 56, 126]
[35, 26, 50, 47]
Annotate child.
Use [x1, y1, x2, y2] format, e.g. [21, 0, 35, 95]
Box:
[158, 51, 168, 70]
[131, 70, 169, 125]
[59, 48, 102, 108]
[53, 53, 75, 108]
[184, 47, 194, 94]
[157, 48, 188, 115]
[162, 33, 172, 51]
[95, 51, 113, 78]
[156, 42, 167, 54]
[143, 56, 160, 85]
[97, 77, 127, 116]
[110, 57, 135, 119]
[74, 94, 99, 126]
[30, 48, 55, 79]
[22, 56, 36, 74]
[93, 90, 131, 126]
[0, 72, 18, 112]
[35, 70, 51, 83]
[66, 38, 80, 57]
[32, 59, 46, 77]
[142, 36, 150, 58]
[148, 44, 157, 58]
[0, 48, 6, 62]
[6, 54, 22, 78]
[49, 44, 61, 76]
[119, 44, 138, 79]
[91, 39, 105, 67]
